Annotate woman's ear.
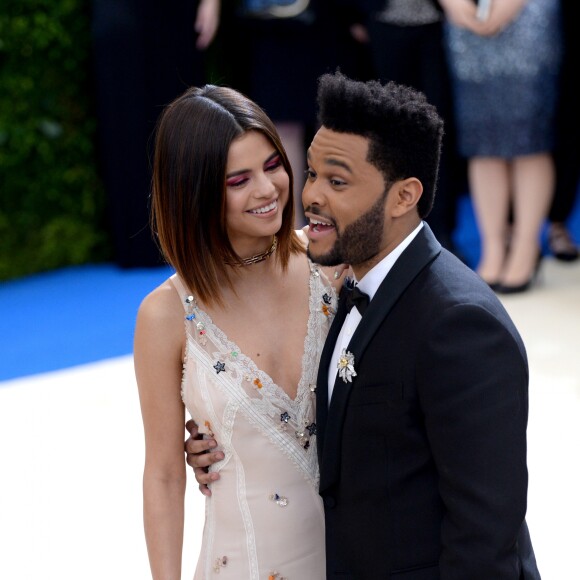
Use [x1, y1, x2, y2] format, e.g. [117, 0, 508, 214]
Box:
[391, 177, 423, 217]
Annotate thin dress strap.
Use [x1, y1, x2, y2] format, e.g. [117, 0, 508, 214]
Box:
[169, 273, 190, 313]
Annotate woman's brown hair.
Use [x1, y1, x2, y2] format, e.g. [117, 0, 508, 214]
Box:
[151, 85, 303, 306]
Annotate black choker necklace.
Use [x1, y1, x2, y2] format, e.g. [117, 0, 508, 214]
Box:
[229, 236, 278, 266]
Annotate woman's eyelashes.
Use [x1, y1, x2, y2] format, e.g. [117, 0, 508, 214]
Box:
[264, 154, 283, 172]
[226, 175, 249, 188]
[226, 155, 283, 188]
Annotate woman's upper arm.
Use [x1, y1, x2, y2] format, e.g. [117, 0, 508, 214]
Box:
[134, 283, 186, 478]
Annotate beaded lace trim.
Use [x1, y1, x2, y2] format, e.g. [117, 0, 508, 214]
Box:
[175, 262, 336, 487]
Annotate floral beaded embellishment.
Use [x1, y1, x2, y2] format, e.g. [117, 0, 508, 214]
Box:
[269, 572, 288, 580]
[295, 425, 307, 448]
[269, 492, 289, 507]
[201, 420, 214, 437]
[213, 555, 227, 573]
[196, 321, 208, 345]
[295, 420, 317, 449]
[184, 295, 196, 321]
[184, 295, 208, 345]
[337, 349, 357, 383]
[321, 292, 335, 317]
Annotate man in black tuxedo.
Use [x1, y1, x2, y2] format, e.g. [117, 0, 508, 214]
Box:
[186, 72, 540, 578]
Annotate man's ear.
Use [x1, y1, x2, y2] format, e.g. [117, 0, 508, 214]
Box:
[391, 178, 423, 217]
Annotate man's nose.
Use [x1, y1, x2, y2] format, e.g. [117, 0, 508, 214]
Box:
[302, 178, 322, 209]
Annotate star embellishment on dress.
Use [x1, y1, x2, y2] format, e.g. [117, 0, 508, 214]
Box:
[213, 361, 226, 374]
[337, 349, 357, 383]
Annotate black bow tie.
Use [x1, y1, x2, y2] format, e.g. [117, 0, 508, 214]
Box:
[345, 286, 370, 316]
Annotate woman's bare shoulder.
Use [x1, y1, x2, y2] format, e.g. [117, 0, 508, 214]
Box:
[137, 278, 183, 331]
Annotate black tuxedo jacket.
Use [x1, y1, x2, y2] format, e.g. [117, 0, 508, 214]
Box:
[316, 225, 540, 579]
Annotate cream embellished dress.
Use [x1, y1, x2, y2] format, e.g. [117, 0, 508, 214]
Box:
[171, 261, 336, 580]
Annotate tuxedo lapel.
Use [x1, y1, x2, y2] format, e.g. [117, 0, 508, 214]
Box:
[347, 225, 441, 368]
[318, 224, 442, 492]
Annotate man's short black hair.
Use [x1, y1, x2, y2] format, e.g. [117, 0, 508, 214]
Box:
[316, 72, 444, 218]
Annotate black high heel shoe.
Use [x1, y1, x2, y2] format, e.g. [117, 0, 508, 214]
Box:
[548, 223, 579, 262]
[496, 252, 543, 295]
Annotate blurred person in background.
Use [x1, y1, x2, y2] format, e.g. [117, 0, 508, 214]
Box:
[91, 0, 220, 267]
[227, 0, 365, 227]
[345, 0, 467, 260]
[440, 0, 562, 293]
[547, 0, 579, 262]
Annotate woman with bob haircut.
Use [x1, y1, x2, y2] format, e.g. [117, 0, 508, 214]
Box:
[134, 84, 341, 579]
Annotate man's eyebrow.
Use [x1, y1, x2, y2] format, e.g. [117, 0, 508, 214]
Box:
[325, 158, 352, 173]
[306, 150, 352, 173]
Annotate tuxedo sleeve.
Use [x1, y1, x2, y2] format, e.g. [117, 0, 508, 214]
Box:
[417, 303, 529, 579]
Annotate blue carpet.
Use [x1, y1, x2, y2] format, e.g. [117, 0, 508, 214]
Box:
[0, 263, 173, 382]
[1, 192, 579, 382]
[454, 189, 580, 268]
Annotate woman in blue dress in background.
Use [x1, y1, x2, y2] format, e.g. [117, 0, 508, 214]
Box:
[441, 0, 562, 293]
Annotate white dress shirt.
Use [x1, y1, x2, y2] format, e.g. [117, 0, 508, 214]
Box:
[327, 222, 424, 403]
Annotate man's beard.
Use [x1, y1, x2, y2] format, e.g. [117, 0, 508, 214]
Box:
[306, 190, 388, 267]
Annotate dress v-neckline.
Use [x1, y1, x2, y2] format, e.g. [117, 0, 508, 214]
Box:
[193, 302, 311, 404]
[175, 261, 335, 405]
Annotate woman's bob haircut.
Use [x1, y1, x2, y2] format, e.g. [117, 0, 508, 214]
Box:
[151, 85, 303, 306]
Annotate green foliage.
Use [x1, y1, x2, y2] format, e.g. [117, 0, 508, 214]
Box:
[0, 0, 111, 280]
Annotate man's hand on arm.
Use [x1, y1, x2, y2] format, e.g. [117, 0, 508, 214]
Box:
[184, 419, 224, 497]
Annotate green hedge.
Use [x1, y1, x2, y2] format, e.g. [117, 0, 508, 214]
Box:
[0, 0, 111, 281]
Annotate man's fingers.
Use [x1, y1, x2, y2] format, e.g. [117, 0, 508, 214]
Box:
[185, 419, 200, 438]
[185, 436, 216, 455]
[186, 449, 224, 469]
[198, 483, 213, 497]
[194, 466, 220, 497]
[194, 466, 220, 485]
[183, 424, 223, 499]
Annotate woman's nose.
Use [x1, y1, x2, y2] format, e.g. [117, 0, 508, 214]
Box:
[255, 172, 277, 197]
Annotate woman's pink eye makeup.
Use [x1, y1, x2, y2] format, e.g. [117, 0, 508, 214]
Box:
[226, 154, 280, 186]
[226, 174, 248, 187]
[265, 155, 282, 171]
